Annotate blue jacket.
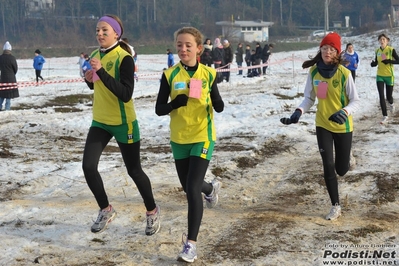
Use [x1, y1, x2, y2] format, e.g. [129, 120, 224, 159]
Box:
[167, 52, 174, 68]
[33, 55, 46, 70]
[343, 52, 359, 71]
[82, 59, 92, 74]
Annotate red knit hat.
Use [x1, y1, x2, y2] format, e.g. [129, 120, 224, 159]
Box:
[320, 32, 341, 54]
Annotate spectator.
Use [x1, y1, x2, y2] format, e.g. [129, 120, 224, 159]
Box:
[33, 49, 45, 83]
[254, 42, 262, 75]
[244, 44, 251, 75]
[78, 52, 86, 77]
[222, 39, 233, 82]
[0, 41, 19, 111]
[262, 43, 274, 75]
[236, 43, 244, 75]
[248, 49, 259, 77]
[211, 38, 225, 83]
[200, 38, 213, 67]
[81, 54, 92, 75]
[167, 48, 175, 68]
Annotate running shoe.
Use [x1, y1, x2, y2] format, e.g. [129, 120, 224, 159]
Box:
[91, 205, 117, 233]
[177, 234, 197, 263]
[204, 179, 222, 208]
[380, 116, 389, 124]
[349, 151, 356, 171]
[390, 104, 395, 114]
[326, 204, 341, 221]
[145, 205, 161, 236]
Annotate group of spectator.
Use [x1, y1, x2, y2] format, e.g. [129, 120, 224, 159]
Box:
[198, 39, 274, 81]
[243, 42, 274, 77]
[0, 43, 52, 111]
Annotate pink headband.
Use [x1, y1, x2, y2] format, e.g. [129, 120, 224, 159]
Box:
[98, 16, 122, 38]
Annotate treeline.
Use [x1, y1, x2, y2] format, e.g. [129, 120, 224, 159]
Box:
[0, 0, 392, 50]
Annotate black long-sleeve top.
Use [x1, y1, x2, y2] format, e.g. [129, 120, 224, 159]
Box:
[155, 62, 224, 116]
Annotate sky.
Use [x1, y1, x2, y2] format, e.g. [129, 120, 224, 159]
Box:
[0, 28, 398, 266]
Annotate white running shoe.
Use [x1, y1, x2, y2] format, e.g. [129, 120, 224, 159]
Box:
[91, 205, 117, 233]
[145, 205, 161, 236]
[380, 116, 389, 124]
[349, 151, 356, 171]
[326, 204, 341, 221]
[204, 179, 222, 208]
[177, 234, 197, 263]
[390, 104, 395, 114]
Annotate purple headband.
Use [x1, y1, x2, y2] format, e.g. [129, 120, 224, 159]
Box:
[98, 16, 122, 38]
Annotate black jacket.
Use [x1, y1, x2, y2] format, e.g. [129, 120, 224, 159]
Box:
[223, 44, 233, 66]
[255, 45, 262, 60]
[200, 47, 213, 65]
[245, 48, 251, 62]
[262, 45, 271, 61]
[236, 46, 244, 63]
[0, 51, 19, 98]
[212, 47, 224, 64]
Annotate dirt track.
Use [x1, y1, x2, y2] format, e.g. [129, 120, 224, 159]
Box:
[1, 81, 399, 266]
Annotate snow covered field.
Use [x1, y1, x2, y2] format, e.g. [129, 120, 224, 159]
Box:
[0, 28, 398, 265]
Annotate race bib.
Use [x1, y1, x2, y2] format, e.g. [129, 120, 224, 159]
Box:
[189, 78, 202, 99]
[317, 81, 328, 99]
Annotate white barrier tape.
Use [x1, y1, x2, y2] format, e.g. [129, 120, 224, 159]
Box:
[0, 56, 307, 87]
[136, 72, 163, 77]
[0, 78, 85, 90]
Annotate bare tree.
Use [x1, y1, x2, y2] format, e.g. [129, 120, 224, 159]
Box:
[288, 0, 293, 24]
[1, 0, 6, 38]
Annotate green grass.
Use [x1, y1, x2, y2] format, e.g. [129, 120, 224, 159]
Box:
[272, 42, 318, 52]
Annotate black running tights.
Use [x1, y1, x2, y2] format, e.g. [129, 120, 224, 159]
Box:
[175, 157, 213, 242]
[82, 126, 156, 211]
[316, 127, 352, 206]
[35, 70, 43, 82]
[377, 81, 394, 116]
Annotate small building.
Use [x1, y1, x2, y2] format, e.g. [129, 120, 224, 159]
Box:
[215, 20, 274, 43]
[332, 21, 342, 28]
[25, 0, 55, 17]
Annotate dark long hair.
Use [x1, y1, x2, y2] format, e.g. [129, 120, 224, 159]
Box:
[302, 50, 344, 69]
